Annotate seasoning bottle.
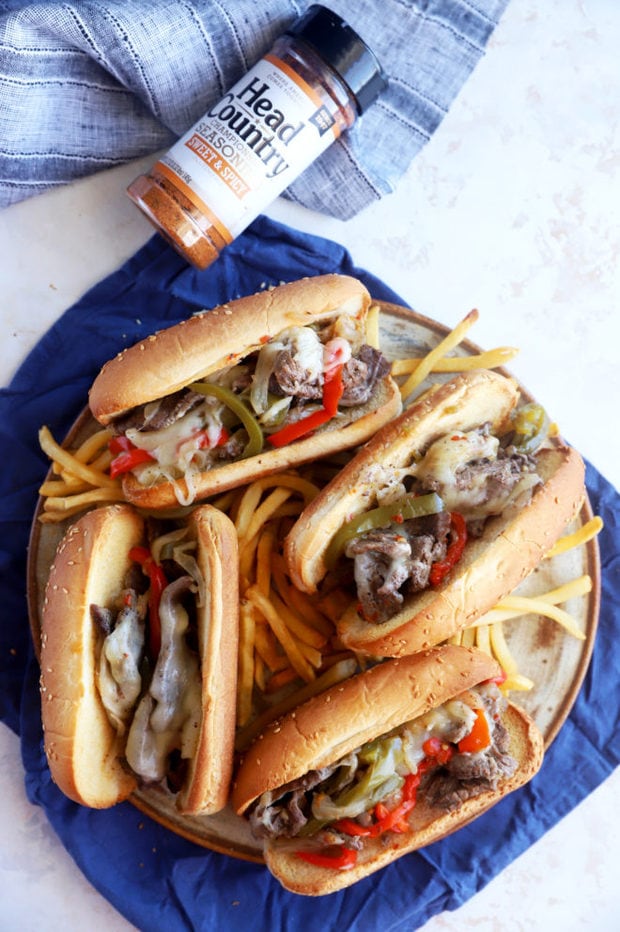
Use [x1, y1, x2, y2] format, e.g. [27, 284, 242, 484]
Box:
[127, 4, 386, 270]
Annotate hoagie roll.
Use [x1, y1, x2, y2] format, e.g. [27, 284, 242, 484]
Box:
[284, 369, 585, 656]
[88, 275, 401, 510]
[40, 503, 239, 814]
[232, 644, 544, 895]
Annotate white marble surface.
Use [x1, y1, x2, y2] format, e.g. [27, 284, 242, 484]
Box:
[1, 0, 619, 929]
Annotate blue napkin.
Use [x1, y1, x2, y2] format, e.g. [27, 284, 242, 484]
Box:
[0, 0, 510, 212]
[1, 218, 619, 932]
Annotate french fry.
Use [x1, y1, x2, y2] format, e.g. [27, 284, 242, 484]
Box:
[72, 428, 114, 463]
[476, 581, 589, 640]
[366, 304, 380, 349]
[237, 599, 257, 727]
[235, 475, 320, 539]
[256, 526, 276, 597]
[253, 623, 289, 673]
[263, 473, 322, 503]
[41, 486, 126, 515]
[265, 667, 299, 694]
[294, 639, 323, 669]
[474, 623, 492, 655]
[399, 309, 479, 400]
[489, 621, 519, 677]
[234, 482, 265, 536]
[472, 576, 592, 627]
[265, 586, 327, 651]
[545, 517, 603, 558]
[239, 532, 262, 590]
[247, 585, 316, 683]
[210, 489, 238, 515]
[271, 554, 334, 637]
[490, 596, 585, 640]
[391, 345, 519, 377]
[39, 426, 119, 489]
[317, 588, 352, 623]
[39, 478, 90, 497]
[502, 673, 535, 692]
[254, 653, 267, 693]
[269, 502, 306, 522]
[241, 487, 293, 545]
[90, 449, 113, 472]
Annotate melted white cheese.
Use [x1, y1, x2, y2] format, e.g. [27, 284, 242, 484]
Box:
[124, 584, 202, 783]
[98, 604, 145, 734]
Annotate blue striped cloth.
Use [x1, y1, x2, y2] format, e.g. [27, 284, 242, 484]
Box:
[0, 0, 509, 214]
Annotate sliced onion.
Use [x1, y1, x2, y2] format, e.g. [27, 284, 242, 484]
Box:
[250, 342, 283, 415]
[172, 544, 207, 607]
[151, 528, 189, 564]
[259, 396, 292, 427]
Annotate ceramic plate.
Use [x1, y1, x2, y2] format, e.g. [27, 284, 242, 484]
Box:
[27, 303, 600, 862]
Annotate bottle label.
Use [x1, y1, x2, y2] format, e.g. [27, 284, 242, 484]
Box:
[156, 54, 341, 242]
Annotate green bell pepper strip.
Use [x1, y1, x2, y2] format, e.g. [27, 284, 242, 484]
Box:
[188, 382, 264, 458]
[333, 739, 455, 840]
[324, 491, 445, 569]
[510, 402, 549, 453]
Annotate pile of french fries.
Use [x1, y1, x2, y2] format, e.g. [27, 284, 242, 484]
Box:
[34, 309, 603, 743]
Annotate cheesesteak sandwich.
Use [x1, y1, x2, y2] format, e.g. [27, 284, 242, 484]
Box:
[40, 503, 238, 814]
[88, 275, 401, 509]
[232, 645, 544, 895]
[284, 369, 585, 657]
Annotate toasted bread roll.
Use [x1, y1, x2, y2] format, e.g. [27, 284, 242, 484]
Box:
[40, 503, 238, 814]
[88, 275, 401, 509]
[284, 370, 585, 657]
[232, 645, 544, 896]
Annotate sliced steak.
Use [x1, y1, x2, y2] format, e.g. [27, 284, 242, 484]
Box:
[113, 389, 204, 434]
[249, 766, 333, 839]
[340, 345, 391, 407]
[455, 450, 536, 503]
[269, 350, 322, 400]
[423, 710, 517, 812]
[345, 511, 451, 623]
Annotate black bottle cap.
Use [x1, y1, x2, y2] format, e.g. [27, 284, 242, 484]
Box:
[287, 5, 387, 113]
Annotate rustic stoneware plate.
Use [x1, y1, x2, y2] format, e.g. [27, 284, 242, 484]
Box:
[27, 302, 600, 863]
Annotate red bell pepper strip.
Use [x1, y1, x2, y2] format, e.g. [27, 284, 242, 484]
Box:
[267, 408, 332, 448]
[305, 713, 493, 865]
[429, 512, 467, 587]
[458, 708, 491, 754]
[296, 846, 357, 871]
[108, 436, 130, 454]
[374, 773, 421, 834]
[109, 436, 155, 478]
[267, 364, 344, 448]
[110, 447, 156, 478]
[331, 817, 373, 837]
[422, 737, 454, 766]
[321, 363, 344, 416]
[197, 426, 229, 449]
[128, 545, 168, 659]
[333, 741, 457, 842]
[334, 773, 421, 839]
